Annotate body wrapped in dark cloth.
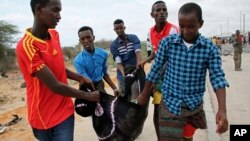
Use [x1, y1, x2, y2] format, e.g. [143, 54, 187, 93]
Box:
[75, 67, 149, 141]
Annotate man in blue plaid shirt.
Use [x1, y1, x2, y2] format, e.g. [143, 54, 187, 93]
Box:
[137, 3, 229, 141]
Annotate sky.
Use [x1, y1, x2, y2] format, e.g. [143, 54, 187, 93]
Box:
[1, 0, 250, 47]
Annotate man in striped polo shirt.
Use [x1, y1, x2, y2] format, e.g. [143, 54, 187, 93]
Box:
[110, 19, 142, 97]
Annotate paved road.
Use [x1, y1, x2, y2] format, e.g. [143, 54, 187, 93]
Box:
[209, 52, 250, 141]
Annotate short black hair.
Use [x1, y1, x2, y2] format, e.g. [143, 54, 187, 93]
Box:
[178, 2, 203, 22]
[78, 26, 94, 37]
[30, 0, 49, 14]
[113, 19, 124, 25]
[151, 1, 166, 12]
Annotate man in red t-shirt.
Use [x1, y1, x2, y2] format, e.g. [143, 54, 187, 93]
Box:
[16, 0, 99, 140]
[138, 1, 179, 140]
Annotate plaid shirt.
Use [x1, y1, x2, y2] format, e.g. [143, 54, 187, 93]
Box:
[147, 34, 229, 116]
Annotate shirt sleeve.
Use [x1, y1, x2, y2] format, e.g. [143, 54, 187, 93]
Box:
[169, 27, 179, 35]
[73, 54, 91, 80]
[208, 44, 229, 90]
[115, 56, 122, 63]
[147, 38, 168, 83]
[21, 45, 46, 76]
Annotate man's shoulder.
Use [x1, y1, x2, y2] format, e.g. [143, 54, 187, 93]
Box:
[197, 35, 217, 49]
[126, 34, 140, 42]
[16, 33, 27, 48]
[167, 22, 178, 28]
[199, 35, 213, 43]
[96, 47, 107, 52]
[150, 25, 156, 31]
[127, 34, 138, 38]
[110, 37, 119, 46]
[73, 52, 83, 62]
[164, 33, 179, 40]
[17, 30, 39, 50]
[95, 48, 108, 56]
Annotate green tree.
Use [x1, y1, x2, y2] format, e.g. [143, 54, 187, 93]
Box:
[0, 20, 19, 74]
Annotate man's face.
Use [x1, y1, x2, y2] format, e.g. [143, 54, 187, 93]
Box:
[114, 23, 125, 37]
[151, 3, 168, 24]
[178, 12, 203, 43]
[79, 30, 95, 53]
[38, 0, 62, 29]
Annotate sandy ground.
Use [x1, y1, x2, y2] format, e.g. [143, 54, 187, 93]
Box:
[0, 44, 250, 141]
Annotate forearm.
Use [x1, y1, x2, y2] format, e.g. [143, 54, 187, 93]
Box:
[117, 63, 125, 76]
[53, 82, 93, 99]
[142, 81, 153, 97]
[146, 51, 155, 62]
[66, 68, 82, 81]
[137, 80, 153, 105]
[103, 74, 117, 90]
[36, 67, 93, 100]
[215, 88, 227, 112]
[135, 51, 142, 63]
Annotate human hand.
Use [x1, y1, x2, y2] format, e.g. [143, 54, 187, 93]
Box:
[137, 61, 145, 69]
[79, 76, 95, 90]
[113, 89, 121, 97]
[216, 110, 228, 134]
[137, 94, 149, 106]
[151, 84, 157, 93]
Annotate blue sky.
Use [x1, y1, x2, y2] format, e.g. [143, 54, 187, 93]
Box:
[1, 0, 249, 47]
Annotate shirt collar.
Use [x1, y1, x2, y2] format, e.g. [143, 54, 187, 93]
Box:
[151, 22, 168, 35]
[172, 33, 205, 47]
[83, 48, 95, 55]
[117, 34, 128, 43]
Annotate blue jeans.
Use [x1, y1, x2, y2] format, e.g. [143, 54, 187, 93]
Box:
[32, 114, 74, 141]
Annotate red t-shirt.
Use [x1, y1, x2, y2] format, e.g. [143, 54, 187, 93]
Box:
[16, 29, 74, 129]
[149, 22, 179, 53]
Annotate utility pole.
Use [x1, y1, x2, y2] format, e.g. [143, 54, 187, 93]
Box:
[227, 19, 229, 33]
[240, 11, 242, 31]
[243, 13, 245, 33]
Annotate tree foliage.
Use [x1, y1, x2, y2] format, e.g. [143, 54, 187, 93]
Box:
[94, 39, 112, 50]
[0, 20, 19, 73]
[0, 20, 19, 49]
